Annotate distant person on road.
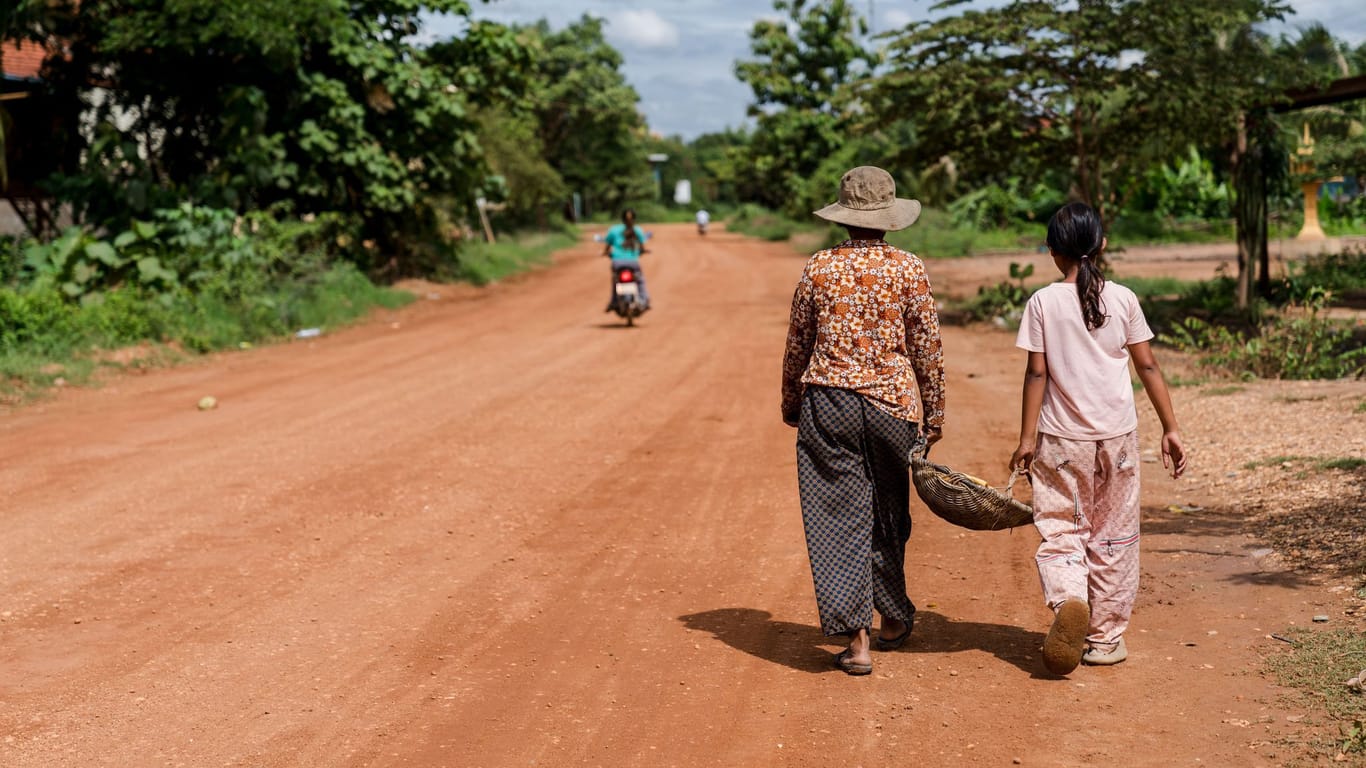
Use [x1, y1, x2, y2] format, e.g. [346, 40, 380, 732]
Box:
[781, 166, 946, 676]
[1009, 201, 1187, 676]
[695, 208, 709, 235]
[603, 208, 650, 311]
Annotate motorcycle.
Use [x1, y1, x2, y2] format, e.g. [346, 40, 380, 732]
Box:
[609, 262, 646, 327]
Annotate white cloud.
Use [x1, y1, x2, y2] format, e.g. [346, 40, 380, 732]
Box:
[436, 0, 1366, 139]
[609, 9, 681, 50]
[880, 10, 914, 32]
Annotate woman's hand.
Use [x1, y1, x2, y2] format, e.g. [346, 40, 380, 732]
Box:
[925, 427, 943, 447]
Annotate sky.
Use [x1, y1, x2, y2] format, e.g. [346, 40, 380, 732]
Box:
[424, 0, 1366, 140]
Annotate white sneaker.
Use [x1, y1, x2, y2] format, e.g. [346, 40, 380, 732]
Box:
[1082, 637, 1128, 666]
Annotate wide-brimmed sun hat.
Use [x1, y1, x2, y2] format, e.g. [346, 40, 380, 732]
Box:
[814, 166, 922, 232]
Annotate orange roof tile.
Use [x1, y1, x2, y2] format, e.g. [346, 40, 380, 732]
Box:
[2, 40, 47, 80]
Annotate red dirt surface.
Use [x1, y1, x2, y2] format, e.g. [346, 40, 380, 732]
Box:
[0, 224, 1350, 766]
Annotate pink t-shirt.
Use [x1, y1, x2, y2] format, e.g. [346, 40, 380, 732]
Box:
[1015, 281, 1154, 440]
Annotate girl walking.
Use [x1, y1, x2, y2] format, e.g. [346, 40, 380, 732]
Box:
[1010, 202, 1187, 675]
[782, 166, 946, 676]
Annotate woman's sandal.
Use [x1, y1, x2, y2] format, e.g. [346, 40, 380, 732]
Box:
[873, 622, 913, 652]
[833, 648, 873, 676]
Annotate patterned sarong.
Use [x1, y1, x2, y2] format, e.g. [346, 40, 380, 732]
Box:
[796, 386, 924, 636]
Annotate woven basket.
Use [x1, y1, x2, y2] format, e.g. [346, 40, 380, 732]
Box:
[911, 456, 1034, 531]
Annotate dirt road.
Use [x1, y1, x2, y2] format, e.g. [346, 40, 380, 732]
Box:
[0, 225, 1337, 766]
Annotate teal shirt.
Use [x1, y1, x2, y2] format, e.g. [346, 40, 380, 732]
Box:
[605, 224, 647, 261]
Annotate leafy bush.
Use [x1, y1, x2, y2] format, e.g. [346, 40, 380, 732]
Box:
[961, 262, 1036, 324]
[727, 204, 801, 241]
[1161, 309, 1365, 380]
[1132, 145, 1231, 221]
[455, 229, 577, 285]
[1275, 246, 1366, 303]
[946, 178, 1064, 230]
[0, 235, 22, 287]
[885, 207, 1045, 258]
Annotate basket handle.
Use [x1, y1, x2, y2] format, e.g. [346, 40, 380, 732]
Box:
[1000, 468, 1023, 497]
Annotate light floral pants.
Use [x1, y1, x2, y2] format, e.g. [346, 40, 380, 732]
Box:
[1030, 430, 1141, 652]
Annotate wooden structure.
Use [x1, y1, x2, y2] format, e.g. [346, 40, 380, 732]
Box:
[2, 39, 60, 237]
[1234, 74, 1366, 306]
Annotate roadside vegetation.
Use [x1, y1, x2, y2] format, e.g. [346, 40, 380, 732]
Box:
[1266, 629, 1366, 761]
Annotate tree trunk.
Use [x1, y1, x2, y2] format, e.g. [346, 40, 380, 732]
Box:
[1232, 111, 1269, 310]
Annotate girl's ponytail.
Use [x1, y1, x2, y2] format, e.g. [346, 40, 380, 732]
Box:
[1046, 202, 1108, 330]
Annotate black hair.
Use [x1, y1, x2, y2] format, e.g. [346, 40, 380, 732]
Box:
[621, 209, 639, 251]
[1046, 202, 1108, 330]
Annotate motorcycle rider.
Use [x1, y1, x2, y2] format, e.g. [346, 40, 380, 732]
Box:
[603, 208, 650, 311]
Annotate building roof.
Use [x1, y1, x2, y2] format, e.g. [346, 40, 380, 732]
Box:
[1280, 74, 1366, 112]
[1, 40, 47, 82]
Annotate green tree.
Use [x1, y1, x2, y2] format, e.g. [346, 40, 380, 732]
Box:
[526, 16, 651, 218]
[877, 0, 1293, 226]
[6, 0, 526, 274]
[735, 0, 876, 216]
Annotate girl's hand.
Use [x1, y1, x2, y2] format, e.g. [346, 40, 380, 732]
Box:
[1010, 442, 1034, 474]
[1162, 431, 1187, 479]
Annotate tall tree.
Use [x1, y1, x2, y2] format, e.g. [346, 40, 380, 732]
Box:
[877, 0, 1293, 226]
[526, 16, 651, 218]
[5, 0, 526, 273]
[734, 0, 876, 216]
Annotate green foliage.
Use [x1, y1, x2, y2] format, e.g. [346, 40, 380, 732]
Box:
[10, 0, 505, 272]
[734, 0, 876, 216]
[877, 0, 1294, 224]
[1160, 310, 1365, 380]
[1264, 628, 1366, 739]
[884, 207, 1045, 258]
[0, 234, 23, 287]
[1134, 146, 1231, 221]
[454, 229, 577, 286]
[946, 178, 1066, 230]
[0, 264, 410, 393]
[1278, 247, 1366, 300]
[961, 262, 1035, 324]
[18, 205, 360, 303]
[727, 204, 803, 242]
[523, 16, 652, 218]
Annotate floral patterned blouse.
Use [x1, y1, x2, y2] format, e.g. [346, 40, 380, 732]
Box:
[782, 239, 945, 431]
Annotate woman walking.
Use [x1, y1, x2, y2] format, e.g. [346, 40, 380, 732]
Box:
[781, 166, 946, 676]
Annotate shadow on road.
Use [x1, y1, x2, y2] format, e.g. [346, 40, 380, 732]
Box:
[1142, 505, 1249, 537]
[678, 608, 1053, 677]
[678, 608, 836, 674]
[903, 611, 1050, 677]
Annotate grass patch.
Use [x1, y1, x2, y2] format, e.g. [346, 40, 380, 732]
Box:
[1114, 275, 1199, 300]
[1201, 385, 1244, 396]
[885, 207, 1044, 258]
[1275, 393, 1329, 404]
[455, 230, 577, 285]
[0, 264, 412, 402]
[1355, 400, 1366, 413]
[1166, 374, 1208, 388]
[725, 204, 815, 243]
[1242, 455, 1315, 470]
[1264, 628, 1366, 757]
[1241, 455, 1366, 472]
[1321, 457, 1366, 471]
